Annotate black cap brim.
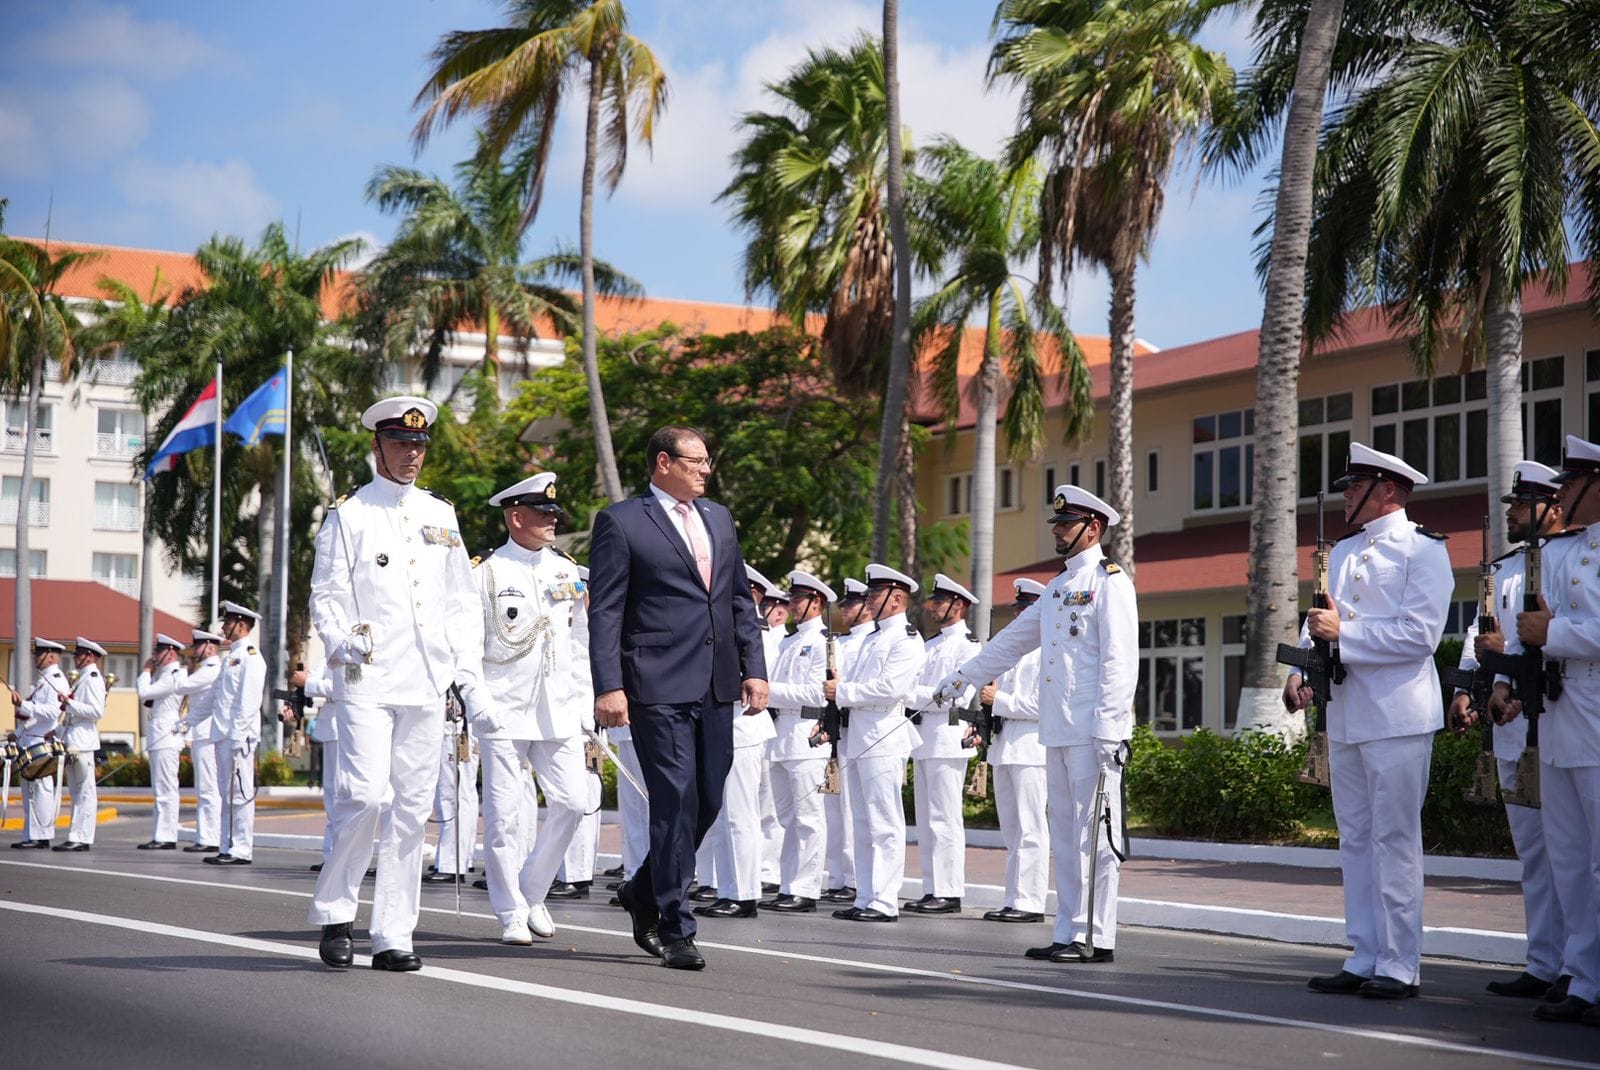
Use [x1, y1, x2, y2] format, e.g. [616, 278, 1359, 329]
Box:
[377, 428, 431, 443]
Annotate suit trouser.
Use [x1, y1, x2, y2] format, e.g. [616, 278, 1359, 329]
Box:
[711, 742, 766, 901]
[615, 739, 649, 877]
[995, 763, 1049, 912]
[433, 727, 480, 875]
[1329, 732, 1432, 985]
[560, 769, 602, 883]
[192, 738, 225, 847]
[1540, 763, 1600, 1003]
[771, 756, 829, 898]
[849, 754, 908, 916]
[625, 692, 735, 943]
[63, 751, 98, 844]
[759, 755, 782, 883]
[308, 701, 442, 954]
[824, 775, 854, 888]
[21, 762, 56, 841]
[483, 735, 587, 927]
[1049, 742, 1124, 947]
[1500, 757, 1564, 981]
[913, 755, 968, 897]
[150, 747, 182, 843]
[217, 743, 256, 860]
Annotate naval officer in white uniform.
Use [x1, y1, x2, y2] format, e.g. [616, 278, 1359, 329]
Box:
[55, 637, 109, 851]
[206, 602, 267, 866]
[137, 632, 191, 849]
[10, 638, 69, 848]
[178, 629, 225, 852]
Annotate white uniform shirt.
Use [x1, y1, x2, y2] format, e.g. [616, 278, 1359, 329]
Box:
[214, 637, 268, 747]
[906, 622, 980, 760]
[137, 661, 188, 754]
[61, 665, 106, 753]
[766, 616, 830, 761]
[478, 540, 592, 742]
[733, 625, 782, 747]
[1456, 546, 1550, 763]
[834, 611, 925, 760]
[955, 543, 1138, 746]
[988, 648, 1045, 766]
[1299, 507, 1453, 744]
[16, 664, 68, 745]
[310, 475, 488, 709]
[178, 656, 223, 742]
[1534, 527, 1600, 767]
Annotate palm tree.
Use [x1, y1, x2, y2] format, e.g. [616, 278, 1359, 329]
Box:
[357, 145, 641, 398]
[911, 138, 1092, 637]
[877, 0, 916, 571]
[991, 0, 1235, 576]
[414, 0, 668, 505]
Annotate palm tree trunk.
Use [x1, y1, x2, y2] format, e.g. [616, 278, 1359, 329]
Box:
[485, 303, 503, 399]
[895, 414, 919, 581]
[969, 296, 1003, 641]
[1484, 275, 1522, 560]
[1237, 0, 1345, 737]
[581, 57, 626, 504]
[872, 0, 915, 568]
[1103, 254, 1137, 575]
[12, 351, 43, 680]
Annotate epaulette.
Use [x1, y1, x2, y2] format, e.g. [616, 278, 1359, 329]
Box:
[247, 646, 257, 655]
[1548, 527, 1585, 540]
[1334, 527, 1366, 543]
[424, 487, 453, 506]
[470, 555, 483, 569]
[906, 624, 919, 636]
[549, 545, 576, 563]
[1101, 559, 1122, 574]
[87, 669, 100, 677]
[1415, 524, 1448, 541]
[332, 486, 358, 509]
[1491, 548, 1520, 563]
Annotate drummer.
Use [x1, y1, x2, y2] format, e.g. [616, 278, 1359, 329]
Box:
[9, 639, 71, 848]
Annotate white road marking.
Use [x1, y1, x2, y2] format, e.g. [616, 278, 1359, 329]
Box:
[0, 899, 1028, 1070]
[4, 858, 1595, 1070]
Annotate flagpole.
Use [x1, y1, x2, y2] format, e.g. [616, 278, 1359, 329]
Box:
[210, 357, 222, 625]
[274, 348, 293, 754]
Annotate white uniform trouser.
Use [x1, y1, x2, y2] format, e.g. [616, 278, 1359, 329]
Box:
[150, 748, 182, 843]
[696, 822, 720, 889]
[217, 743, 256, 860]
[759, 755, 782, 884]
[825, 776, 854, 888]
[614, 739, 648, 877]
[995, 763, 1049, 912]
[482, 736, 587, 927]
[913, 756, 967, 897]
[61, 752, 97, 844]
[770, 756, 829, 898]
[308, 702, 442, 955]
[711, 742, 766, 901]
[849, 754, 907, 916]
[433, 728, 480, 875]
[319, 739, 340, 865]
[22, 762, 56, 841]
[1328, 732, 1432, 985]
[1049, 742, 1124, 948]
[192, 738, 226, 847]
[559, 769, 601, 883]
[1540, 764, 1600, 1003]
[1501, 757, 1564, 981]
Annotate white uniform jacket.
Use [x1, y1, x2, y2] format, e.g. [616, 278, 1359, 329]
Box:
[1533, 526, 1600, 767]
[834, 612, 925, 760]
[309, 475, 489, 712]
[137, 661, 188, 754]
[477, 540, 592, 742]
[305, 668, 339, 744]
[954, 544, 1138, 746]
[988, 648, 1045, 766]
[215, 638, 268, 747]
[61, 667, 106, 753]
[1298, 508, 1453, 744]
[178, 656, 223, 742]
[766, 617, 830, 761]
[906, 623, 980, 760]
[16, 664, 68, 745]
[735, 626, 782, 747]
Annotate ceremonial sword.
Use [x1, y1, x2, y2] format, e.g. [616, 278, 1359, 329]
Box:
[583, 727, 648, 804]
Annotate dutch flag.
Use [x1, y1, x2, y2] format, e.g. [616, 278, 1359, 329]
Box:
[145, 377, 220, 479]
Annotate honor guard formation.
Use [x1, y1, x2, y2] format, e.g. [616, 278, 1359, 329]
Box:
[12, 410, 1600, 1030]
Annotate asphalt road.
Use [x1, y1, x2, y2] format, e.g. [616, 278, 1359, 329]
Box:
[2, 817, 1595, 1070]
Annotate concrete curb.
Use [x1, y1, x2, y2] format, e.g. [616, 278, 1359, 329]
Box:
[1, 808, 118, 831]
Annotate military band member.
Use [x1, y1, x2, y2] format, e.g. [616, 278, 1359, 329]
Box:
[828, 563, 926, 922]
[820, 578, 872, 902]
[1451, 461, 1570, 998]
[1515, 436, 1600, 1024]
[938, 486, 1137, 963]
[308, 395, 500, 973]
[54, 637, 108, 851]
[1283, 444, 1452, 999]
[979, 578, 1048, 923]
[183, 626, 228, 853]
[757, 577, 789, 896]
[206, 603, 266, 865]
[904, 574, 980, 914]
[761, 571, 836, 912]
[136, 632, 190, 849]
[10, 638, 68, 848]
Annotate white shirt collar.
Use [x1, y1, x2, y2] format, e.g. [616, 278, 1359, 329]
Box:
[875, 611, 909, 632]
[1062, 542, 1105, 575]
[650, 482, 696, 511]
[228, 635, 252, 652]
[791, 615, 826, 636]
[1363, 507, 1410, 537]
[939, 620, 969, 638]
[369, 473, 416, 504]
[497, 538, 551, 565]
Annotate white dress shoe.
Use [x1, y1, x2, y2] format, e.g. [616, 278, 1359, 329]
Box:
[527, 902, 555, 939]
[500, 917, 533, 946]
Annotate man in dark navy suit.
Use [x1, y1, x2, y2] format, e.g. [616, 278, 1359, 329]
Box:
[589, 425, 769, 970]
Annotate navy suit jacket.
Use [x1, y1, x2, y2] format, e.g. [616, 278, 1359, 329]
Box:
[587, 490, 767, 706]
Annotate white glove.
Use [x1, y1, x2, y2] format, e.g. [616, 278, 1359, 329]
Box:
[337, 628, 373, 665]
[458, 681, 504, 736]
[931, 673, 970, 708]
[1095, 738, 1125, 774]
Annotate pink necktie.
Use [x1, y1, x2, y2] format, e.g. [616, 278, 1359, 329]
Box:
[675, 501, 713, 588]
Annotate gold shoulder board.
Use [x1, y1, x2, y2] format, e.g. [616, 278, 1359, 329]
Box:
[1414, 525, 1448, 541]
[1101, 560, 1122, 574]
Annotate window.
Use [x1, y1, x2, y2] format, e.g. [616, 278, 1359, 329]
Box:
[1, 477, 49, 526]
[3, 401, 53, 455]
[1587, 349, 1600, 439]
[103, 654, 137, 689]
[1134, 617, 1207, 732]
[998, 467, 1017, 510]
[1298, 392, 1354, 498]
[1068, 462, 1082, 488]
[945, 474, 972, 517]
[95, 482, 140, 531]
[1043, 465, 1057, 503]
[1193, 408, 1255, 512]
[96, 408, 145, 459]
[1222, 614, 1247, 731]
[1444, 598, 1484, 638]
[1094, 458, 1107, 499]
[1522, 356, 1565, 468]
[1146, 450, 1160, 495]
[0, 549, 46, 577]
[92, 552, 138, 599]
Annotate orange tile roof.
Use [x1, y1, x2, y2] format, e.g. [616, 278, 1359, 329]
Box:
[0, 578, 195, 649]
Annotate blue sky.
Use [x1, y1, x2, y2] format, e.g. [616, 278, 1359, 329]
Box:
[1, 0, 1270, 350]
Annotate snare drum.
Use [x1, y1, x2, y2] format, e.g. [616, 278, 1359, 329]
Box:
[19, 740, 57, 781]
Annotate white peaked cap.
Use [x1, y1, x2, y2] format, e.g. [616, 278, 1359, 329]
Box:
[33, 638, 66, 652]
[786, 570, 836, 602]
[1333, 441, 1428, 491]
[1048, 484, 1120, 527]
[155, 632, 185, 650]
[931, 572, 978, 604]
[1013, 578, 1047, 598]
[191, 628, 224, 644]
[74, 637, 108, 657]
[489, 471, 561, 510]
[1502, 460, 1562, 502]
[865, 563, 915, 591]
[1555, 435, 1600, 482]
[361, 394, 438, 437]
[219, 600, 260, 622]
[841, 578, 868, 597]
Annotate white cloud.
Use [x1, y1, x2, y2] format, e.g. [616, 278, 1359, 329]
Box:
[114, 158, 279, 247]
[27, 0, 220, 80]
[47, 76, 151, 163]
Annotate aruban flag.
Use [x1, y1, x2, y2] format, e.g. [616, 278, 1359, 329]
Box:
[145, 377, 220, 478]
[223, 367, 287, 446]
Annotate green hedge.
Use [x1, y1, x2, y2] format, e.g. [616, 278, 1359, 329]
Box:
[94, 751, 296, 788]
[1125, 724, 1318, 841]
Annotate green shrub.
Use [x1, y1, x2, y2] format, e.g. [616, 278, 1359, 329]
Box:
[1125, 724, 1317, 841]
[96, 754, 150, 787]
[256, 750, 296, 786]
[1423, 728, 1514, 856]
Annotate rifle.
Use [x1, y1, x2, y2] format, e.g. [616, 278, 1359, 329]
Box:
[1443, 517, 1499, 805]
[1276, 492, 1344, 788]
[947, 684, 994, 799]
[803, 621, 845, 796]
[271, 662, 312, 759]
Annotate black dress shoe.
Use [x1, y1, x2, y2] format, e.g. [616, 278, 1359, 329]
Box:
[616, 880, 664, 958]
[137, 840, 173, 850]
[472, 878, 488, 890]
[689, 885, 719, 903]
[601, 865, 624, 878]
[1359, 975, 1419, 999]
[758, 893, 790, 909]
[761, 882, 779, 895]
[1050, 942, 1113, 963]
[182, 844, 218, 853]
[319, 922, 354, 968]
[53, 841, 90, 852]
[767, 896, 816, 913]
[547, 880, 591, 899]
[423, 870, 463, 884]
[1486, 970, 1554, 999]
[1026, 942, 1076, 960]
[985, 907, 1044, 923]
[606, 880, 623, 891]
[1534, 994, 1596, 1022]
[697, 898, 757, 918]
[903, 896, 960, 914]
[843, 907, 896, 922]
[1544, 976, 1573, 1003]
[820, 886, 854, 902]
[660, 937, 706, 970]
[309, 863, 323, 872]
[204, 854, 251, 866]
[10, 840, 41, 849]
[371, 949, 423, 972]
[1308, 970, 1372, 994]
[831, 906, 861, 920]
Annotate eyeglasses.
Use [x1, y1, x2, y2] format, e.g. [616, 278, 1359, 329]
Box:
[672, 453, 713, 472]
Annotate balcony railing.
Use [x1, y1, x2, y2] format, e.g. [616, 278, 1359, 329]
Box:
[94, 505, 140, 531]
[95, 432, 144, 459]
[96, 576, 138, 599]
[86, 362, 139, 387]
[3, 427, 53, 455]
[0, 500, 50, 527]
